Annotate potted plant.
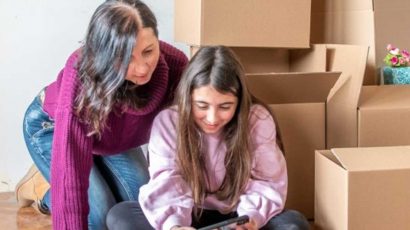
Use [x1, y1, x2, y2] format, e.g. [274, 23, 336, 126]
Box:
[382, 44, 410, 84]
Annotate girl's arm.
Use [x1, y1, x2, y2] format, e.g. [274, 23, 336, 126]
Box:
[139, 109, 194, 230]
[236, 105, 288, 228]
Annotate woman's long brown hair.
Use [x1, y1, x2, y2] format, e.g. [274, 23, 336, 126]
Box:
[74, 0, 158, 138]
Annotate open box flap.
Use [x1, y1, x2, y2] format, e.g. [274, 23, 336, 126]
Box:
[245, 72, 340, 104]
[311, 0, 410, 12]
[331, 146, 410, 172]
[360, 85, 410, 110]
[325, 44, 369, 148]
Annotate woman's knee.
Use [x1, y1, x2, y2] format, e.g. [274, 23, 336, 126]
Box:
[99, 149, 150, 201]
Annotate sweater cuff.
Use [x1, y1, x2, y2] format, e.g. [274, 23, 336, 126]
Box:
[238, 210, 265, 229]
[163, 215, 189, 230]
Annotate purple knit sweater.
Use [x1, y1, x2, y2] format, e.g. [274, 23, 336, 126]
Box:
[43, 41, 187, 229]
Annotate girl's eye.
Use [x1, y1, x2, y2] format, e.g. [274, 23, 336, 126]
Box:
[196, 104, 208, 110]
[219, 106, 231, 110]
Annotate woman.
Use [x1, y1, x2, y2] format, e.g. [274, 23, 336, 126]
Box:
[17, 0, 188, 229]
[106, 46, 309, 230]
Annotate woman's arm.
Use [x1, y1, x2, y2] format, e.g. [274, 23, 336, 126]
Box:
[51, 52, 94, 230]
[139, 109, 194, 230]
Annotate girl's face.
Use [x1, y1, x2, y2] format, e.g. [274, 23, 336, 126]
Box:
[125, 27, 160, 85]
[191, 85, 238, 134]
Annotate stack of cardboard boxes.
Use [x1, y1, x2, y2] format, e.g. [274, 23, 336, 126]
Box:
[174, 0, 410, 229]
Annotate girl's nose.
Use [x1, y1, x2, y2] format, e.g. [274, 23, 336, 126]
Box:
[206, 110, 217, 124]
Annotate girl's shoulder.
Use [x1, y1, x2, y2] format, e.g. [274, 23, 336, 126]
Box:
[154, 106, 178, 124]
[249, 104, 272, 120]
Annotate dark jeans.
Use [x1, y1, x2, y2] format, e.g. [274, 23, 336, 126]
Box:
[106, 201, 310, 230]
[23, 94, 150, 230]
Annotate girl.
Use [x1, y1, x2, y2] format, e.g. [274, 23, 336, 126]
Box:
[106, 46, 309, 230]
[17, 0, 187, 229]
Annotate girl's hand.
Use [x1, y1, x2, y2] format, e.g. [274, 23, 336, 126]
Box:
[235, 218, 258, 230]
[170, 226, 196, 230]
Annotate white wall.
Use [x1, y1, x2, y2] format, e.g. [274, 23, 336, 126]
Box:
[0, 0, 188, 192]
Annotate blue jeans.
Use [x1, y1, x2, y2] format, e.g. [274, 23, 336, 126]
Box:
[106, 201, 310, 230]
[22, 94, 150, 230]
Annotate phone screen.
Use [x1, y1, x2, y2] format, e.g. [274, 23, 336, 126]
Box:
[197, 215, 249, 230]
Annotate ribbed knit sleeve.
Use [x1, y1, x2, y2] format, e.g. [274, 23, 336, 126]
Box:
[50, 51, 94, 230]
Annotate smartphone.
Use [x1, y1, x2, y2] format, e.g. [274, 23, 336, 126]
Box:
[198, 215, 249, 230]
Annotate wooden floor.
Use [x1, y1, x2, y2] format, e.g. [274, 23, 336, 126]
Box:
[0, 192, 316, 229]
[0, 192, 51, 230]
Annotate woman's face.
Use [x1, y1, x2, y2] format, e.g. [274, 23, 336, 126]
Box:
[191, 85, 238, 134]
[125, 27, 160, 85]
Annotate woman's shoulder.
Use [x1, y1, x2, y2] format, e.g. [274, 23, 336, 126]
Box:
[64, 48, 82, 69]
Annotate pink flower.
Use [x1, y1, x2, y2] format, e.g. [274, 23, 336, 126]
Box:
[391, 56, 399, 65]
[399, 58, 406, 65]
[387, 44, 394, 51]
[402, 49, 410, 58]
[384, 44, 410, 67]
[390, 48, 400, 55]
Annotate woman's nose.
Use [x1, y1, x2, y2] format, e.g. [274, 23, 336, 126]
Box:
[132, 60, 149, 75]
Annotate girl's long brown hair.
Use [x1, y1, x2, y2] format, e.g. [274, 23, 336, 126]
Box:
[74, 0, 158, 138]
[175, 46, 280, 218]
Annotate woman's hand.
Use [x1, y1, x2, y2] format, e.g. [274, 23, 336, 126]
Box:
[170, 225, 196, 230]
[235, 218, 258, 230]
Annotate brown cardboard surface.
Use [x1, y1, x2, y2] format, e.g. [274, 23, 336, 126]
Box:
[231, 48, 289, 73]
[316, 146, 410, 230]
[311, 0, 410, 85]
[359, 85, 410, 109]
[332, 146, 410, 171]
[325, 44, 368, 148]
[358, 85, 410, 147]
[246, 72, 340, 104]
[311, 0, 410, 12]
[174, 0, 201, 46]
[246, 71, 340, 219]
[190, 46, 326, 73]
[175, 0, 311, 48]
[314, 150, 347, 230]
[273, 103, 325, 220]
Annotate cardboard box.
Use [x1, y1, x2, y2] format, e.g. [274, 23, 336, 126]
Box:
[315, 146, 410, 230]
[358, 85, 410, 147]
[311, 0, 410, 85]
[175, 0, 311, 48]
